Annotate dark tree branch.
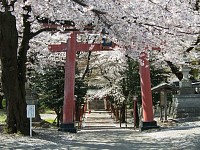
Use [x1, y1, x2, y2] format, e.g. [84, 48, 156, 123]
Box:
[30, 27, 64, 39]
[71, 0, 112, 29]
[195, 0, 200, 11]
[98, 66, 113, 86]
[186, 35, 200, 52]
[72, 0, 106, 14]
[71, 0, 88, 7]
[165, 60, 183, 81]
[143, 22, 200, 35]
[1, 0, 17, 11]
[82, 51, 92, 80]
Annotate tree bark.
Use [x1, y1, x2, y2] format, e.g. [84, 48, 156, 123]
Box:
[0, 95, 3, 109]
[0, 12, 29, 135]
[120, 102, 126, 123]
[115, 106, 119, 122]
[75, 101, 80, 122]
[165, 60, 183, 81]
[55, 108, 61, 127]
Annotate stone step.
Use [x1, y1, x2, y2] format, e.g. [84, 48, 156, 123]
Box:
[83, 119, 115, 123]
[82, 122, 116, 126]
[85, 113, 111, 118]
[82, 110, 115, 128]
[86, 110, 111, 113]
[82, 126, 117, 129]
[84, 118, 113, 122]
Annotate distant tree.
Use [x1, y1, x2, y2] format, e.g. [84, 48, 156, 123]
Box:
[0, 96, 3, 109]
[33, 61, 88, 126]
[0, 83, 3, 109]
[119, 58, 140, 124]
[150, 64, 169, 105]
[33, 65, 65, 127]
[74, 76, 88, 122]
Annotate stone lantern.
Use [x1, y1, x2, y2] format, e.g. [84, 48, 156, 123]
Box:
[25, 79, 37, 105]
[25, 78, 40, 121]
[172, 53, 200, 118]
[179, 54, 193, 94]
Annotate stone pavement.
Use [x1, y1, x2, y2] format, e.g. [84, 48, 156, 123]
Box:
[82, 109, 135, 128]
[82, 110, 116, 128]
[0, 110, 200, 149]
[76, 109, 200, 150]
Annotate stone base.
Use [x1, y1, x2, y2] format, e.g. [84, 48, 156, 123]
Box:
[58, 123, 77, 133]
[179, 87, 194, 95]
[140, 121, 160, 131]
[172, 94, 200, 118]
[179, 80, 192, 89]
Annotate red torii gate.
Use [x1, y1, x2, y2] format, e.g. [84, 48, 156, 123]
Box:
[47, 28, 160, 132]
[49, 31, 114, 132]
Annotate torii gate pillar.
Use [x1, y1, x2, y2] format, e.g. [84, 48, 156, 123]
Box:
[59, 32, 77, 133]
[139, 52, 159, 131]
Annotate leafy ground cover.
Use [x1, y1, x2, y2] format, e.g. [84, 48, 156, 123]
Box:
[0, 109, 6, 124]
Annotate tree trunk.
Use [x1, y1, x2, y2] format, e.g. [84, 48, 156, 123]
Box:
[165, 61, 183, 81]
[115, 107, 119, 122]
[0, 95, 3, 109]
[75, 101, 80, 122]
[0, 12, 29, 135]
[120, 102, 126, 123]
[55, 108, 61, 127]
[135, 102, 139, 128]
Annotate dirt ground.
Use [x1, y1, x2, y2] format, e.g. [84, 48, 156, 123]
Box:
[0, 112, 200, 150]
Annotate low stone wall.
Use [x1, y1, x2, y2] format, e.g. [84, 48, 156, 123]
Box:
[172, 94, 200, 118]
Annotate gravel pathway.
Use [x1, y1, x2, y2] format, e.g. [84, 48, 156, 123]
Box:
[0, 125, 200, 150]
[0, 112, 200, 150]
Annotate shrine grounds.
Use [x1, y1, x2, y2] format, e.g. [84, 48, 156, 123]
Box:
[1, 117, 200, 150]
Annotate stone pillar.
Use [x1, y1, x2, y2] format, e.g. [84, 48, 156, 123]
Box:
[160, 90, 168, 122]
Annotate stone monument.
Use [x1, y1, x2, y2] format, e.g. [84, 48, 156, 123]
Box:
[172, 62, 200, 118]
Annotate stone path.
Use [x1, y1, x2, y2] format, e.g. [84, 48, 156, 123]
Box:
[82, 109, 135, 129]
[82, 110, 116, 128]
[0, 110, 200, 149]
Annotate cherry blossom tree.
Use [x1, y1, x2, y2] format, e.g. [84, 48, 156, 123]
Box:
[0, 0, 199, 134]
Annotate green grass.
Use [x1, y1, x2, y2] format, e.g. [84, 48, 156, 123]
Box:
[44, 118, 55, 124]
[0, 109, 6, 124]
[0, 99, 7, 124]
[44, 109, 56, 114]
[2, 99, 6, 108]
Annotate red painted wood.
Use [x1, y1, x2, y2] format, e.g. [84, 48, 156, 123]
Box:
[48, 42, 114, 52]
[152, 47, 161, 51]
[77, 43, 113, 51]
[48, 42, 68, 52]
[62, 32, 76, 123]
[139, 52, 154, 122]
